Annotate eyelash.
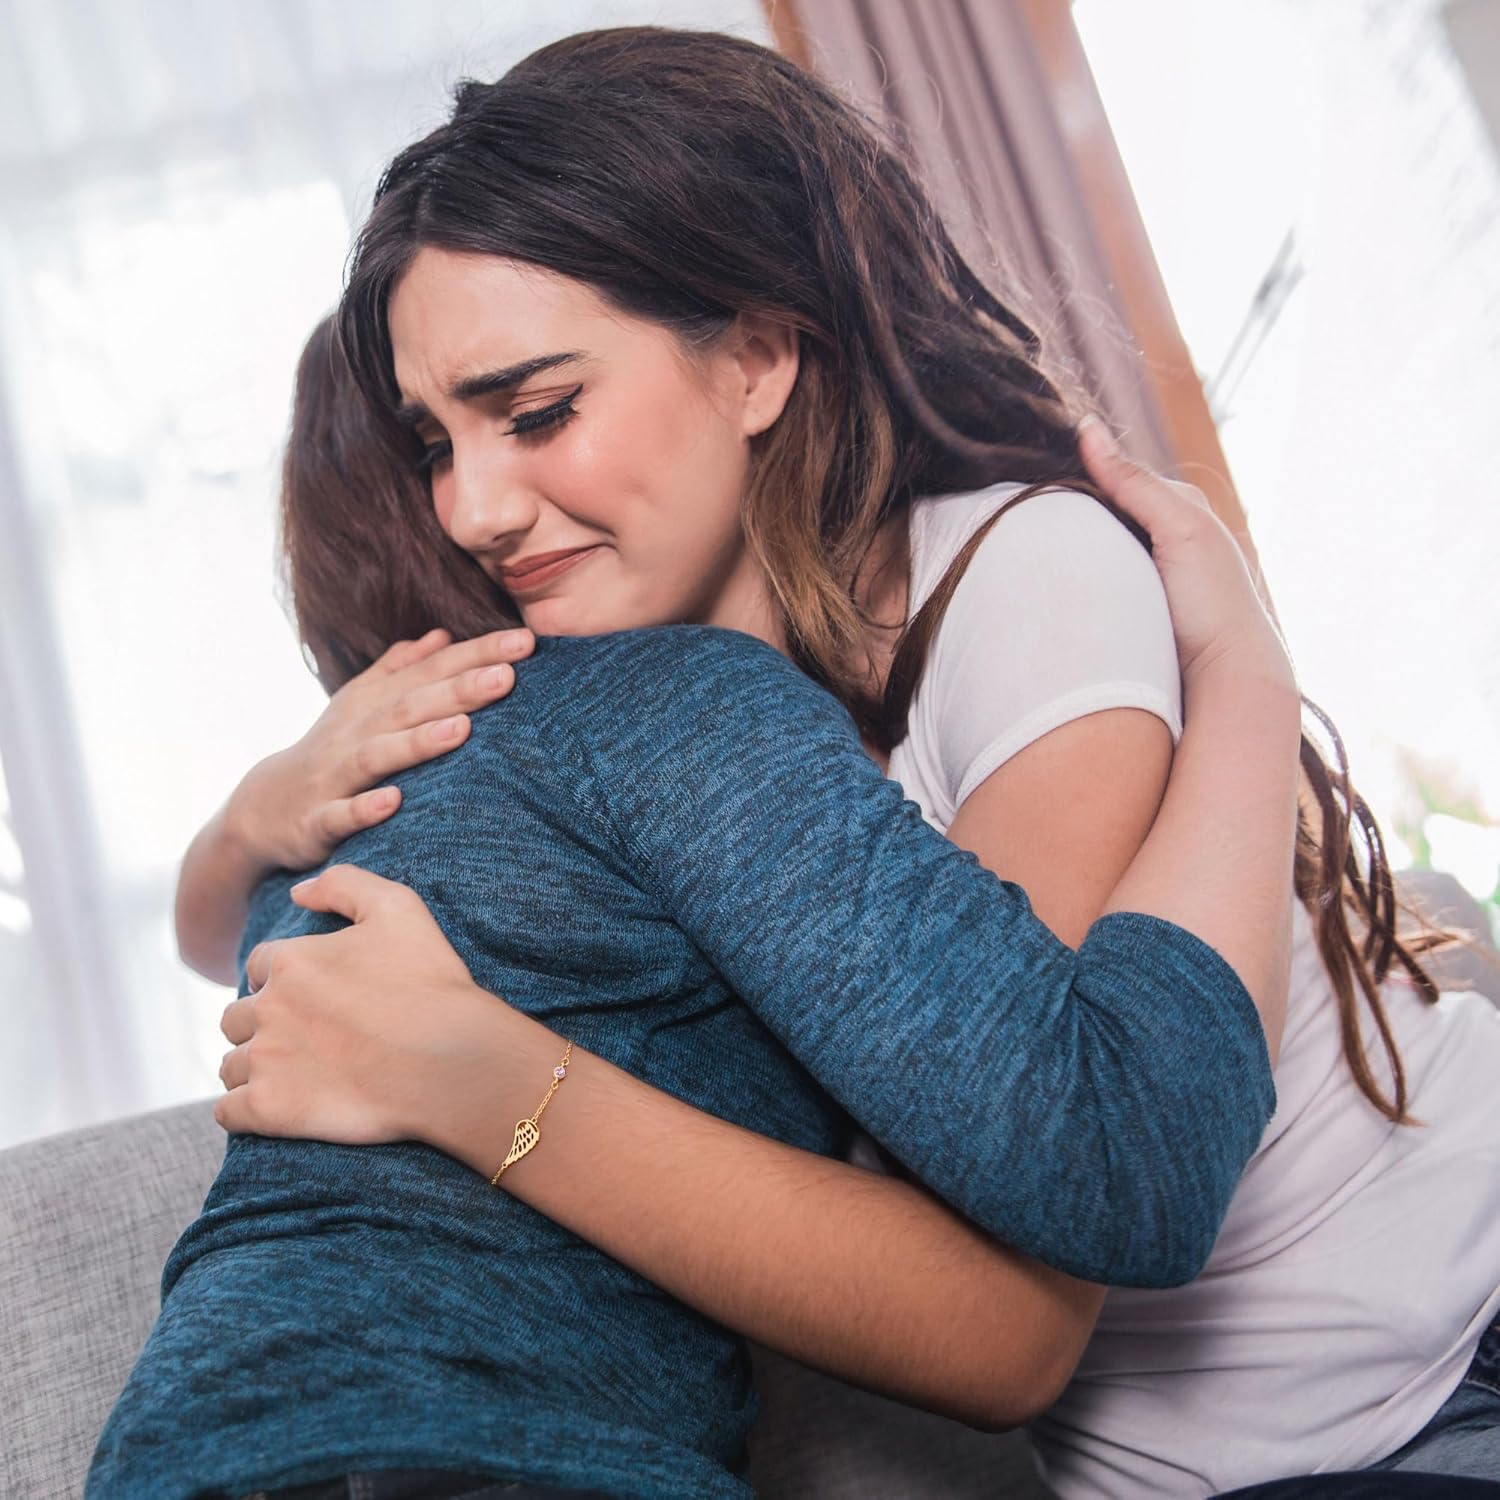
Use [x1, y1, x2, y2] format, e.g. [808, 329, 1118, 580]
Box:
[414, 385, 583, 474]
[507, 385, 583, 438]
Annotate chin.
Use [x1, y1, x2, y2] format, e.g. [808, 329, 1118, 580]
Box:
[520, 582, 675, 639]
[519, 595, 623, 639]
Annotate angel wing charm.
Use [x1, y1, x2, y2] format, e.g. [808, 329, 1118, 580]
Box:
[502, 1118, 541, 1171]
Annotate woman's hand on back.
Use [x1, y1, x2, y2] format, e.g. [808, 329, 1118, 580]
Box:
[229, 626, 535, 873]
[1078, 418, 1294, 695]
[216, 865, 514, 1148]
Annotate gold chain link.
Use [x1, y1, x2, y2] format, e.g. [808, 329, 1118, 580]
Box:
[489, 1040, 573, 1187]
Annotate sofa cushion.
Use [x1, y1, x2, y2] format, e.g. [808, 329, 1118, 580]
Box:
[748, 1346, 1048, 1499]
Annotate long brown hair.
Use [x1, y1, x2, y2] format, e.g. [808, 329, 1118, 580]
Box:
[306, 26, 1445, 1121]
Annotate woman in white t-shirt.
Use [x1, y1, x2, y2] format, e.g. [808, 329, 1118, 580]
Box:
[897, 483, 1500, 1497]
[177, 27, 1499, 1497]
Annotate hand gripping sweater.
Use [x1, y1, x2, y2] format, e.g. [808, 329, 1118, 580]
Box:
[88, 626, 1273, 1500]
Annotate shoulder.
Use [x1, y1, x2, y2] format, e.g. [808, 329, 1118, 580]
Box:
[899, 483, 1182, 816]
[473, 625, 857, 765]
[913, 484, 1160, 609]
[911, 482, 1173, 648]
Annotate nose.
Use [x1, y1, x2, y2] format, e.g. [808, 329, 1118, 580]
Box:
[442, 440, 541, 558]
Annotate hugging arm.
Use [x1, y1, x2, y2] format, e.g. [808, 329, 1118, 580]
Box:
[426, 698, 1173, 1427]
[176, 628, 532, 984]
[559, 628, 1281, 1287]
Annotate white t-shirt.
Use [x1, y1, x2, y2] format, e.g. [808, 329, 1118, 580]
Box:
[886, 484, 1181, 824]
[887, 482, 1500, 1498]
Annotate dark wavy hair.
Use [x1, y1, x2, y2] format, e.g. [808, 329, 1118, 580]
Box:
[289, 26, 1448, 1120]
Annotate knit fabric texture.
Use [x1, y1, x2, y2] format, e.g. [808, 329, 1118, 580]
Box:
[87, 626, 1274, 1500]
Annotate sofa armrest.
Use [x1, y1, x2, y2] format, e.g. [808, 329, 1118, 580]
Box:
[0, 1097, 222, 1499]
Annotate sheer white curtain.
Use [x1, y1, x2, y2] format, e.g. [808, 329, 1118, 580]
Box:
[0, 0, 770, 1149]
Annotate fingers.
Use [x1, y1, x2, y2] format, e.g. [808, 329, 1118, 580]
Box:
[244, 939, 284, 994]
[341, 635, 528, 789]
[214, 1087, 248, 1134]
[314, 784, 405, 848]
[219, 1041, 251, 1090]
[394, 629, 535, 694]
[365, 624, 533, 687]
[383, 661, 516, 737]
[370, 628, 451, 678]
[220, 993, 257, 1045]
[290, 863, 408, 923]
[1077, 418, 1209, 540]
[214, 1081, 271, 1137]
[1077, 414, 1129, 475]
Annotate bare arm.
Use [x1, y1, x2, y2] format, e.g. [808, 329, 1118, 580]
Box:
[1103, 662, 1295, 1058]
[228, 707, 1173, 1428]
[177, 801, 272, 986]
[1081, 426, 1299, 1057]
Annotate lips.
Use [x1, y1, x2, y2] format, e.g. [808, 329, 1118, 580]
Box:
[497, 546, 602, 592]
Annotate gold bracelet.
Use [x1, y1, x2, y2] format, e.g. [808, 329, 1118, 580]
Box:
[489, 1041, 573, 1187]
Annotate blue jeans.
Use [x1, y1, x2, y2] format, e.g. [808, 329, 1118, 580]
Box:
[1216, 1316, 1500, 1497]
[229, 1469, 616, 1499]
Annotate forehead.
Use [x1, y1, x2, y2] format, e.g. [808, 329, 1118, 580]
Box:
[388, 249, 643, 395]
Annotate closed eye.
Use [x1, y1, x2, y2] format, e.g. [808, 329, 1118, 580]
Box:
[415, 438, 452, 475]
[507, 385, 582, 439]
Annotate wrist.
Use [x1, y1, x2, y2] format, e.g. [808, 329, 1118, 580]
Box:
[1183, 637, 1298, 716]
[415, 993, 560, 1176]
[1180, 656, 1304, 778]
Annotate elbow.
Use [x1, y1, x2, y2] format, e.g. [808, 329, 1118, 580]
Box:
[1130, 1230, 1217, 1291]
[173, 911, 238, 989]
[1083, 1174, 1226, 1289]
[926, 1290, 1094, 1434]
[946, 1334, 1082, 1434]
[959, 1374, 1069, 1435]
[1159, 1208, 1223, 1286]
[1065, 1051, 1271, 1288]
[926, 1379, 1051, 1437]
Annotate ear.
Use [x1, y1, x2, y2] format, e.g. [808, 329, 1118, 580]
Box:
[730, 314, 800, 439]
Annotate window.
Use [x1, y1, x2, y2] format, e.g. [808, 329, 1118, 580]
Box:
[1076, 0, 1500, 925]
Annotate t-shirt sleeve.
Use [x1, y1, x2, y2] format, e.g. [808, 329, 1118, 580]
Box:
[573, 627, 1272, 1288]
[921, 489, 1182, 811]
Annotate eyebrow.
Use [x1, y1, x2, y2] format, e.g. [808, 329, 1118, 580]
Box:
[393, 351, 584, 428]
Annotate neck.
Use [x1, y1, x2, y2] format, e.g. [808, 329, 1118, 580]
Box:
[704, 511, 912, 690]
[699, 544, 790, 657]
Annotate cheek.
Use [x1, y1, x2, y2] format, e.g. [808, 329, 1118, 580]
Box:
[587, 386, 747, 535]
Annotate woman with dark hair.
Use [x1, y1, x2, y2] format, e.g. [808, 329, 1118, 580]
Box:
[152, 25, 1497, 1500]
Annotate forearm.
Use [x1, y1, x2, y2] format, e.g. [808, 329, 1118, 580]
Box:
[175, 797, 271, 985]
[576, 632, 1275, 1284]
[1102, 657, 1301, 1059]
[426, 1006, 1099, 1429]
